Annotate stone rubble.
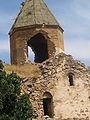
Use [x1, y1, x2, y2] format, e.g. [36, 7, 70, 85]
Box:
[21, 53, 90, 120]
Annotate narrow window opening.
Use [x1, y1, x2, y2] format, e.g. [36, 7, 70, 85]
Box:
[69, 74, 74, 86]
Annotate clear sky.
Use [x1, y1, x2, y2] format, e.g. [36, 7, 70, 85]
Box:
[0, 0, 90, 66]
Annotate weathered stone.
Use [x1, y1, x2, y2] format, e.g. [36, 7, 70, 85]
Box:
[9, 0, 90, 119]
[21, 53, 90, 120]
[9, 0, 64, 65]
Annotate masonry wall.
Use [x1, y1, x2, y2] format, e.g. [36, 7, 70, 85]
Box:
[10, 26, 64, 65]
[21, 53, 90, 120]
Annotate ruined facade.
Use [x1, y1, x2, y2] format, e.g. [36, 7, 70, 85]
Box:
[9, 0, 64, 65]
[21, 53, 90, 120]
[9, 0, 90, 120]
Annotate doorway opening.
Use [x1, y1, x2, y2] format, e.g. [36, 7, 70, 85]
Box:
[27, 33, 48, 63]
[43, 92, 54, 118]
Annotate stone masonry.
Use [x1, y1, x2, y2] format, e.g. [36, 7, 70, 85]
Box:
[9, 0, 64, 65]
[9, 0, 90, 119]
[10, 26, 64, 65]
[21, 53, 90, 120]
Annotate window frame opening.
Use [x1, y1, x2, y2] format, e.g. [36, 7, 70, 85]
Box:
[43, 92, 54, 118]
[68, 73, 74, 86]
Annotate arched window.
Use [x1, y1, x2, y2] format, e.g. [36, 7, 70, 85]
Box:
[27, 33, 48, 63]
[43, 92, 54, 118]
[68, 73, 74, 86]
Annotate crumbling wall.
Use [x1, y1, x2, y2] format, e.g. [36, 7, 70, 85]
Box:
[10, 26, 64, 65]
[21, 53, 90, 120]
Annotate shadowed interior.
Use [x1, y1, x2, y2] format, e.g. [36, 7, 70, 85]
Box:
[27, 33, 48, 63]
[69, 73, 74, 86]
[43, 92, 54, 118]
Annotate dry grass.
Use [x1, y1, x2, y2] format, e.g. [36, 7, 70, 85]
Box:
[3, 63, 39, 78]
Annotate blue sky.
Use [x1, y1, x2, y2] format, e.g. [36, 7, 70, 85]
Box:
[0, 0, 90, 66]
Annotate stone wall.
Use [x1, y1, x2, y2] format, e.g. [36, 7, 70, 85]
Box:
[21, 53, 90, 120]
[10, 26, 64, 65]
[88, 67, 90, 75]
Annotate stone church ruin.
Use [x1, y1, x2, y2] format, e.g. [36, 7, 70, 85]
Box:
[9, 0, 90, 120]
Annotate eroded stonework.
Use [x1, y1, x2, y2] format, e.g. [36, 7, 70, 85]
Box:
[9, 0, 64, 65]
[21, 53, 90, 120]
[10, 27, 64, 65]
[9, 1, 90, 119]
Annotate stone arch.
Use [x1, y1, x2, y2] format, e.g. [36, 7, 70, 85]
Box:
[26, 30, 50, 44]
[27, 33, 48, 63]
[43, 92, 54, 118]
[27, 31, 55, 63]
[37, 30, 56, 57]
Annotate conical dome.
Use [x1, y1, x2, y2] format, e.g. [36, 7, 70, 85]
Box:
[9, 0, 64, 65]
[10, 0, 62, 31]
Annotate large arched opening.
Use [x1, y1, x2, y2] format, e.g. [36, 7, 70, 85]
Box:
[27, 33, 48, 63]
[43, 92, 54, 118]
